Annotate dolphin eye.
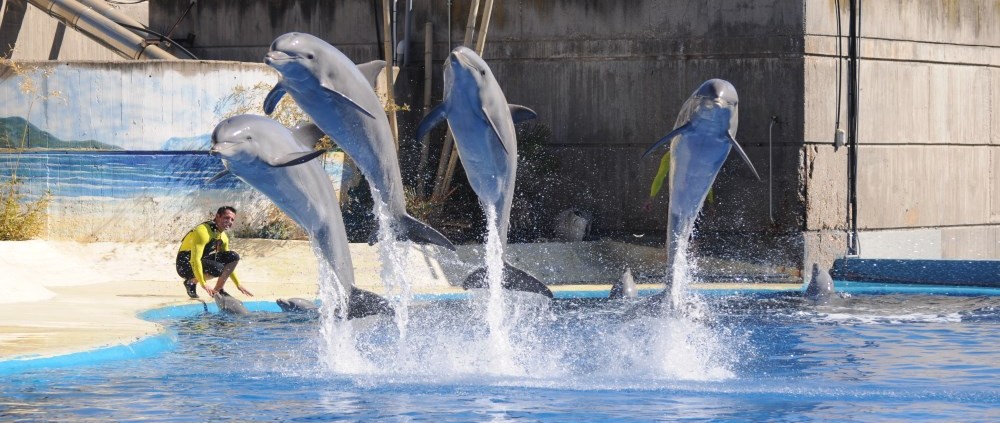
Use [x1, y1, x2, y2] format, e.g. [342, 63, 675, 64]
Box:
[480, 70, 486, 77]
[245, 135, 252, 141]
[307, 54, 315, 60]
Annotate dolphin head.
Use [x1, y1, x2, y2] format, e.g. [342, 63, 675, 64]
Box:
[210, 115, 279, 165]
[444, 46, 497, 104]
[689, 79, 739, 132]
[265, 32, 324, 81]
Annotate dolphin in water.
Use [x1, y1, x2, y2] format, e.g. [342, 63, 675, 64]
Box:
[416, 46, 551, 298]
[209, 114, 393, 320]
[263, 32, 454, 251]
[609, 268, 639, 299]
[214, 291, 250, 315]
[276, 297, 319, 313]
[805, 263, 836, 303]
[643, 79, 760, 301]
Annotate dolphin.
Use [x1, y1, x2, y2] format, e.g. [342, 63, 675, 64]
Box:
[805, 263, 836, 303]
[263, 32, 454, 251]
[209, 114, 393, 320]
[214, 291, 250, 315]
[415, 46, 551, 298]
[276, 298, 319, 313]
[609, 268, 639, 299]
[643, 79, 760, 300]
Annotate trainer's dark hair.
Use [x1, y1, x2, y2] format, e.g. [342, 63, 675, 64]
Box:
[217, 206, 237, 215]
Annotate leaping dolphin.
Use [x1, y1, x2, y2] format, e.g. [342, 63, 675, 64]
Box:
[643, 79, 760, 300]
[416, 46, 551, 298]
[209, 114, 393, 320]
[263, 32, 454, 252]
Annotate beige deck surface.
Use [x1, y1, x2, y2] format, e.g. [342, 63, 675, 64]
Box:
[0, 239, 800, 362]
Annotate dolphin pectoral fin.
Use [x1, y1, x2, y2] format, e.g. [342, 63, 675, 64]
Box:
[482, 109, 509, 155]
[397, 214, 456, 251]
[727, 133, 761, 181]
[415, 103, 448, 143]
[264, 83, 287, 115]
[508, 104, 538, 124]
[356, 60, 387, 89]
[462, 262, 554, 298]
[272, 150, 328, 167]
[290, 122, 326, 150]
[642, 123, 689, 159]
[320, 83, 378, 119]
[206, 170, 231, 184]
[348, 287, 395, 319]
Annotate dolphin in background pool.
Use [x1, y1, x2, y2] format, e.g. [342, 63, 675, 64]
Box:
[263, 32, 454, 252]
[415, 46, 551, 298]
[209, 114, 393, 320]
[643, 79, 760, 302]
[805, 263, 836, 303]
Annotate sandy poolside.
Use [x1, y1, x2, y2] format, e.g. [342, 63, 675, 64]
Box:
[0, 239, 332, 360]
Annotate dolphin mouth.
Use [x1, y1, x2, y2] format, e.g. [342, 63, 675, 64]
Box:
[264, 51, 295, 65]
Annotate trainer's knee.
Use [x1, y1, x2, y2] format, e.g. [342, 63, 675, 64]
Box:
[219, 251, 240, 264]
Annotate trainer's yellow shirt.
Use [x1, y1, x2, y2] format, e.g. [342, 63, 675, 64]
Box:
[178, 222, 241, 288]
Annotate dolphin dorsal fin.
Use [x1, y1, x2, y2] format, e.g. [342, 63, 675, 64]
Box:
[415, 103, 448, 142]
[290, 121, 326, 150]
[727, 133, 761, 181]
[642, 122, 690, 159]
[356, 60, 387, 90]
[482, 108, 509, 155]
[509, 104, 537, 124]
[264, 83, 287, 115]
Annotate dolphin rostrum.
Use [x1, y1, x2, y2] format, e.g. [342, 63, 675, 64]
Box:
[416, 46, 551, 298]
[263, 32, 454, 251]
[643, 79, 760, 300]
[209, 114, 393, 319]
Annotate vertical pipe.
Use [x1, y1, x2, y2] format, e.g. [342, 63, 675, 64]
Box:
[417, 21, 433, 199]
[473, 0, 494, 55]
[381, 0, 399, 149]
[846, 0, 861, 256]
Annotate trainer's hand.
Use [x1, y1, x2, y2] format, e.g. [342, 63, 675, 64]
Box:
[203, 285, 217, 297]
[238, 286, 254, 297]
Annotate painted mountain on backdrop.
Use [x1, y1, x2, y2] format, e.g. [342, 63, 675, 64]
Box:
[0, 116, 121, 150]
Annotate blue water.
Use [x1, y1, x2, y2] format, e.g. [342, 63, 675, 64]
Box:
[1, 289, 998, 422]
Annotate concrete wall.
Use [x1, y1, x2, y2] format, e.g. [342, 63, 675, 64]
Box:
[802, 0, 1000, 265]
[0, 0, 149, 60]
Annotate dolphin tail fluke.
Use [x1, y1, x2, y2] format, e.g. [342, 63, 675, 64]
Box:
[643, 123, 689, 159]
[462, 262, 554, 298]
[727, 133, 761, 181]
[347, 287, 395, 319]
[397, 214, 457, 251]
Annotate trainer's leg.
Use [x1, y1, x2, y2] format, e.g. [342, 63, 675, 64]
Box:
[212, 252, 240, 293]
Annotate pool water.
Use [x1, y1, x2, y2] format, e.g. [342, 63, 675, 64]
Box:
[1, 287, 998, 422]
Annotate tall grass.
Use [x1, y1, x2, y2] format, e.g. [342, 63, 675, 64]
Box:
[0, 57, 56, 240]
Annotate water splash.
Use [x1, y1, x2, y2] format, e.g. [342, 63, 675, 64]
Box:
[313, 246, 371, 374]
[370, 192, 413, 342]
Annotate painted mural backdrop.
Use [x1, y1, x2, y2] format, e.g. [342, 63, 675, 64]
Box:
[0, 61, 354, 241]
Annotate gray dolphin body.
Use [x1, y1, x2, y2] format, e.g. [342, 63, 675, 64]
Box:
[805, 263, 836, 303]
[210, 114, 392, 319]
[644, 79, 760, 298]
[263, 32, 454, 251]
[214, 291, 250, 315]
[416, 46, 551, 298]
[609, 268, 639, 299]
[276, 297, 319, 313]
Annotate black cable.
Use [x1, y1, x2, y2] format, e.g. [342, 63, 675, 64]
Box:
[835, 0, 843, 132]
[846, 0, 861, 256]
[115, 22, 199, 60]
